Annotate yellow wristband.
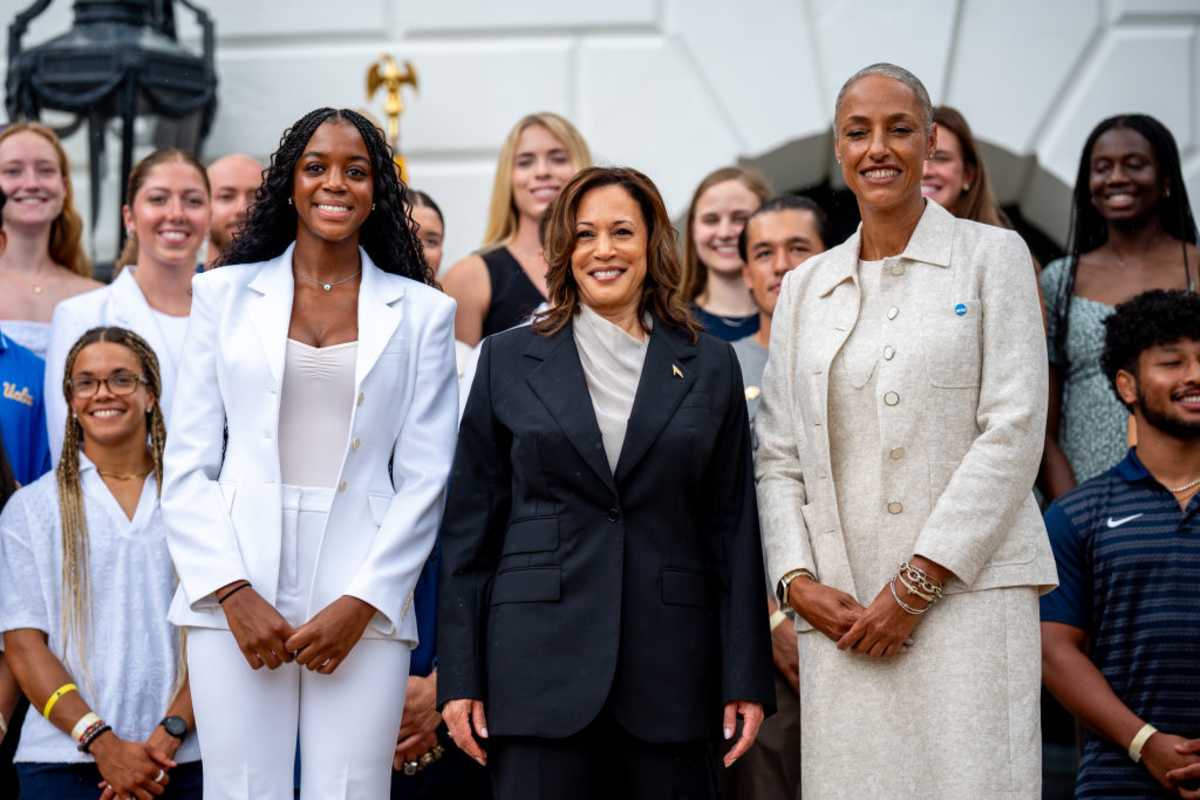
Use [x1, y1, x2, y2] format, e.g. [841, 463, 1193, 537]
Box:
[1128, 723, 1157, 763]
[42, 683, 77, 720]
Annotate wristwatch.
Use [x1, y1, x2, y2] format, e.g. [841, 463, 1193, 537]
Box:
[159, 715, 188, 741]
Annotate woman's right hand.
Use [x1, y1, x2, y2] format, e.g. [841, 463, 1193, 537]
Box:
[90, 731, 174, 799]
[220, 584, 295, 670]
[786, 577, 865, 643]
[443, 698, 489, 767]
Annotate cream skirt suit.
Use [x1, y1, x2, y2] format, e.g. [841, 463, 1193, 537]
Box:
[755, 201, 1058, 798]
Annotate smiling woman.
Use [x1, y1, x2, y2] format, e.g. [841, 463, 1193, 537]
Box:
[756, 63, 1056, 798]
[44, 149, 212, 462]
[439, 166, 774, 799]
[161, 107, 458, 800]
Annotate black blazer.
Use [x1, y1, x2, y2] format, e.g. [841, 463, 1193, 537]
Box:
[437, 315, 775, 743]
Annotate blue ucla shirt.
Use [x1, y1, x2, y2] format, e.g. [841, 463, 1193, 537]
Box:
[0, 332, 52, 486]
[1041, 448, 1200, 798]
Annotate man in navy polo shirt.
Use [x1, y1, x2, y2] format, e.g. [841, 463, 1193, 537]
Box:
[0, 191, 51, 485]
[1041, 289, 1200, 798]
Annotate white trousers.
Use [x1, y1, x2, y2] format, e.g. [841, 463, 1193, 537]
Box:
[187, 486, 409, 800]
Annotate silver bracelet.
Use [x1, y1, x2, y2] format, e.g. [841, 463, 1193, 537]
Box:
[899, 561, 944, 600]
[897, 571, 937, 603]
[889, 577, 928, 615]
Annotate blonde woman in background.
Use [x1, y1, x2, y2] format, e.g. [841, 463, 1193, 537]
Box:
[683, 166, 772, 342]
[441, 112, 591, 345]
[44, 149, 211, 462]
[0, 327, 200, 799]
[0, 123, 99, 358]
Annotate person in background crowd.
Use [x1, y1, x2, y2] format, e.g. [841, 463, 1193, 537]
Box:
[163, 107, 457, 800]
[1040, 114, 1198, 500]
[921, 106, 1008, 227]
[722, 193, 829, 800]
[683, 166, 772, 342]
[439, 166, 774, 798]
[390, 187, 492, 800]
[0, 191, 51, 486]
[756, 63, 1056, 798]
[0, 122, 99, 358]
[1041, 289, 1200, 798]
[204, 153, 263, 270]
[442, 112, 592, 345]
[0, 326, 201, 799]
[45, 148, 212, 463]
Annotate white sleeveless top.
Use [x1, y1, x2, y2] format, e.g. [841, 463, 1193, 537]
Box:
[0, 319, 51, 358]
[278, 339, 357, 488]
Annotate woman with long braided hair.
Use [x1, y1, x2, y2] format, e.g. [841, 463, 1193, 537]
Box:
[1038, 114, 1198, 500]
[162, 107, 457, 799]
[0, 327, 201, 799]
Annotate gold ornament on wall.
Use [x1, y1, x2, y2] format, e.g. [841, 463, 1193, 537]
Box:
[366, 55, 419, 180]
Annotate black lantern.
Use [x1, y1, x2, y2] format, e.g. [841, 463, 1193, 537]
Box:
[6, 0, 218, 267]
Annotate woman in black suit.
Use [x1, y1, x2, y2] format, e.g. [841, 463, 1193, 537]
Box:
[437, 166, 774, 798]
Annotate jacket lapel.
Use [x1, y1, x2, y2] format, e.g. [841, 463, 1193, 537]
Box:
[109, 269, 175, 379]
[613, 321, 697, 484]
[525, 323, 616, 494]
[354, 249, 405, 392]
[246, 244, 296, 389]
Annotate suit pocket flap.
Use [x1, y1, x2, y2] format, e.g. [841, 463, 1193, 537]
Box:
[502, 516, 559, 555]
[661, 568, 709, 607]
[491, 567, 561, 604]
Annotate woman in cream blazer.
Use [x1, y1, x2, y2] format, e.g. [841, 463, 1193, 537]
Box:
[162, 109, 458, 800]
[756, 64, 1057, 798]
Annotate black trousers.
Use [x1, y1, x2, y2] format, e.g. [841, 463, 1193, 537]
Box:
[489, 711, 720, 800]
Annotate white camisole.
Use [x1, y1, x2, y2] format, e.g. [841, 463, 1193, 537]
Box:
[277, 339, 357, 488]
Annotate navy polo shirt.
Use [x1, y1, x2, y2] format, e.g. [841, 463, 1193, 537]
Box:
[1041, 448, 1200, 798]
[0, 332, 52, 486]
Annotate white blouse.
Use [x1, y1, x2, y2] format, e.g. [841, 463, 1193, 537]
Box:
[277, 339, 358, 488]
[572, 305, 650, 474]
[0, 457, 200, 764]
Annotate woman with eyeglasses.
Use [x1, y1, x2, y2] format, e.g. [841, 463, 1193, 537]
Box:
[0, 326, 201, 800]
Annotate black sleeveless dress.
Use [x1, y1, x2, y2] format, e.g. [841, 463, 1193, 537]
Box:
[481, 247, 546, 337]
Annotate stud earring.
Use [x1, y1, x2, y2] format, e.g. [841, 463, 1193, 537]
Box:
[372, 203, 376, 211]
[963, 184, 971, 192]
[287, 197, 293, 206]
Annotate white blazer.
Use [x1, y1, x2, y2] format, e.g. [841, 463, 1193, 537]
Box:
[161, 243, 458, 645]
[45, 268, 183, 463]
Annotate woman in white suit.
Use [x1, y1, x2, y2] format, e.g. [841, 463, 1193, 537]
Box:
[161, 108, 458, 800]
[755, 64, 1058, 798]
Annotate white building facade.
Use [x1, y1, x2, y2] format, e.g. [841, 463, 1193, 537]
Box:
[4, 0, 1199, 267]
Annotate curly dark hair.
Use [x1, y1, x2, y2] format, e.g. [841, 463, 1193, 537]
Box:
[217, 108, 434, 285]
[1102, 289, 1200, 407]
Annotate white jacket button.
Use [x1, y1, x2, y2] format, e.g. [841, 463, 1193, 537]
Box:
[884, 391, 900, 406]
[883, 345, 896, 360]
[889, 447, 905, 460]
[886, 307, 899, 320]
[887, 501, 904, 514]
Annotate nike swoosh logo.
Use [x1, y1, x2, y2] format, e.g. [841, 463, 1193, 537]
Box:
[1106, 513, 1144, 529]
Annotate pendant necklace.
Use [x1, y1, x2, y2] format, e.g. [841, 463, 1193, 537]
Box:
[296, 269, 361, 293]
[98, 469, 151, 481]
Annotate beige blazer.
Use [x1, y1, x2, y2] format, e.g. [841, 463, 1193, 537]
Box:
[756, 202, 1056, 630]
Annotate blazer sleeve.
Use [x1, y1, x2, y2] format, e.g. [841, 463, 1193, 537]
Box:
[436, 336, 512, 707]
[754, 270, 818, 591]
[709, 345, 776, 710]
[913, 231, 1049, 585]
[343, 298, 459, 634]
[161, 276, 248, 606]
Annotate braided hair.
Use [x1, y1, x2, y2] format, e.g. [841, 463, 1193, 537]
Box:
[1054, 114, 1198, 365]
[56, 327, 167, 674]
[217, 108, 435, 286]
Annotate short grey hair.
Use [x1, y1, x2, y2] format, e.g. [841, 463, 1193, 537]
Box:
[834, 62, 933, 135]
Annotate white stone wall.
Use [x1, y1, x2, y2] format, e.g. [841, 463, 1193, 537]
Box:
[4, 0, 1199, 267]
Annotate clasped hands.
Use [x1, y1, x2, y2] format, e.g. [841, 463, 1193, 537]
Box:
[787, 571, 933, 658]
[1142, 734, 1200, 798]
[220, 583, 376, 674]
[95, 725, 180, 800]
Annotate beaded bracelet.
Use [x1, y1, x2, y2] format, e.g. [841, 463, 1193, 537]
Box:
[77, 721, 111, 753]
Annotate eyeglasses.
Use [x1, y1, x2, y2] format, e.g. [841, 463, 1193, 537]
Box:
[69, 372, 148, 398]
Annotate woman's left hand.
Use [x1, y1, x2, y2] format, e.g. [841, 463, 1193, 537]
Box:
[836, 582, 921, 658]
[722, 701, 764, 767]
[286, 595, 377, 674]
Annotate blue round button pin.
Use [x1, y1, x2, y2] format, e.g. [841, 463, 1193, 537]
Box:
[954, 303, 967, 317]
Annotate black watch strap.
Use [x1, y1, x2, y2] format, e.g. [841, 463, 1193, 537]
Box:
[160, 715, 188, 740]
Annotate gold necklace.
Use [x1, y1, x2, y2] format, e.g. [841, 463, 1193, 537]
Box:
[1170, 476, 1200, 494]
[97, 469, 151, 481]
